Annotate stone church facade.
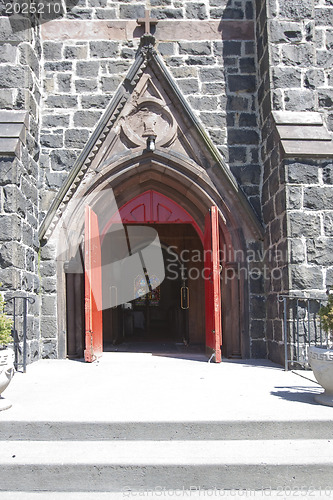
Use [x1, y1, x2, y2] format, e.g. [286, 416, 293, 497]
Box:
[0, 0, 332, 366]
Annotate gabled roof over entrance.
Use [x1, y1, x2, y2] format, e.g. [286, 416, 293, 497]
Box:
[39, 41, 264, 242]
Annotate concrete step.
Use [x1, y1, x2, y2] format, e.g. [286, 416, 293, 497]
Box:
[1, 419, 333, 441]
[1, 492, 333, 499]
[0, 439, 332, 492]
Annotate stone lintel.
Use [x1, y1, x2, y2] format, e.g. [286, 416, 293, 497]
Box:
[273, 111, 323, 126]
[273, 111, 333, 158]
[0, 110, 28, 158]
[0, 123, 26, 143]
[277, 125, 331, 141]
[0, 110, 29, 127]
[41, 20, 254, 42]
[282, 140, 333, 157]
[0, 138, 21, 157]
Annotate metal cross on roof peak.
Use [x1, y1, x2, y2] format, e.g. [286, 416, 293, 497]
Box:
[137, 9, 159, 35]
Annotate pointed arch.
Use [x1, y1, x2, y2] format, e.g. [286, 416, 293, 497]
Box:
[101, 190, 203, 244]
[39, 46, 263, 243]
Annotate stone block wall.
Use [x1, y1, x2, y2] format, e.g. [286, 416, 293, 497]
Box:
[39, 37, 138, 220]
[256, 0, 333, 363]
[275, 158, 333, 364]
[287, 159, 333, 293]
[0, 17, 42, 362]
[268, 0, 333, 131]
[255, 0, 288, 364]
[262, 140, 288, 364]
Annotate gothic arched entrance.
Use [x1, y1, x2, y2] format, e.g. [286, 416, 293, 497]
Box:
[61, 151, 253, 365]
[81, 190, 222, 362]
[44, 42, 263, 365]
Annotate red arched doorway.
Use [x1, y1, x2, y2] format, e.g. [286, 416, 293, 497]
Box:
[82, 190, 222, 362]
[101, 190, 203, 242]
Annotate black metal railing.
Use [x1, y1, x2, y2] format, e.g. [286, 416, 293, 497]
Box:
[279, 294, 331, 371]
[7, 296, 35, 373]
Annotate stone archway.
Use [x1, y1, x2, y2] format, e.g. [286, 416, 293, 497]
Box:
[61, 159, 250, 361]
[40, 42, 264, 363]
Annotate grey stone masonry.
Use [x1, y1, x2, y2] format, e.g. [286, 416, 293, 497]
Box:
[256, 0, 333, 365]
[0, 111, 28, 157]
[0, 15, 43, 363]
[39, 37, 139, 224]
[273, 111, 333, 156]
[267, 0, 333, 132]
[0, 152, 42, 364]
[286, 159, 333, 292]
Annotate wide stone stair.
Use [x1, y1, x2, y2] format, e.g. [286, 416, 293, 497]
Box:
[1, 355, 333, 497]
[0, 419, 333, 494]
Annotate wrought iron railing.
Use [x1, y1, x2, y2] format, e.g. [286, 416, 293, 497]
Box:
[7, 296, 35, 373]
[278, 294, 331, 371]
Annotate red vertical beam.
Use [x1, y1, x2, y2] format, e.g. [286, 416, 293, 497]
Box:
[204, 206, 222, 362]
[84, 206, 103, 362]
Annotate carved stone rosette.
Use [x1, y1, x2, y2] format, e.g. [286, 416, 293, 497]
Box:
[121, 98, 177, 150]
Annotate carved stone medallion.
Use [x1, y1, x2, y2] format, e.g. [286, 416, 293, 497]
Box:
[121, 98, 177, 149]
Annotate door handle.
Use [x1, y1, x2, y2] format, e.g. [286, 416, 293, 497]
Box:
[181, 286, 189, 309]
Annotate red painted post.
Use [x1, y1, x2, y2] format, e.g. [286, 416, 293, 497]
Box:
[204, 206, 222, 362]
[84, 206, 103, 362]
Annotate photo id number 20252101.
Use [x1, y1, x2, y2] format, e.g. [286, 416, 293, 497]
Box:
[5, 1, 62, 15]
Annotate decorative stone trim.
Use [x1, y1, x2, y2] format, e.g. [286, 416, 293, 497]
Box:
[0, 111, 29, 158]
[41, 20, 254, 42]
[272, 111, 333, 157]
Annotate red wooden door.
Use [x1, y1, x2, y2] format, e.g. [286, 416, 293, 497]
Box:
[204, 206, 222, 363]
[84, 205, 103, 362]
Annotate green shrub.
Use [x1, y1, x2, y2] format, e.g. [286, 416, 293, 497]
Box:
[0, 287, 13, 347]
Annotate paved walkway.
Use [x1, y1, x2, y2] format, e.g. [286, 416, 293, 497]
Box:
[1, 351, 332, 422]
